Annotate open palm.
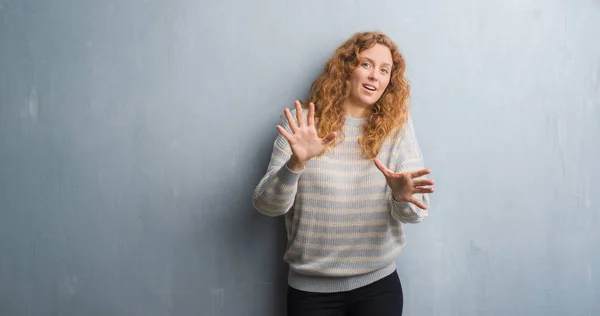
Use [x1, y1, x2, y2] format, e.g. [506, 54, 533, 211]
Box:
[374, 159, 435, 209]
[277, 101, 336, 164]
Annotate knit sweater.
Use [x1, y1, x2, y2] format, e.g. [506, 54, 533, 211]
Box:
[252, 108, 430, 293]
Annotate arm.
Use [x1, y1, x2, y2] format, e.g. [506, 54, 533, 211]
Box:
[253, 102, 337, 217]
[252, 111, 303, 217]
[388, 116, 432, 223]
[389, 170, 430, 223]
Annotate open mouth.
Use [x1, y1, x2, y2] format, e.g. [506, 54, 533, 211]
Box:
[363, 84, 376, 91]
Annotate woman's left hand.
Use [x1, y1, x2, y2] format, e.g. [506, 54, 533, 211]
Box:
[374, 159, 435, 210]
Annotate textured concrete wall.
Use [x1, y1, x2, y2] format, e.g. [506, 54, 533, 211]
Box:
[1, 0, 598, 315]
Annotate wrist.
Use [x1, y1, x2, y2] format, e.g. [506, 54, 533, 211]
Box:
[392, 192, 405, 203]
[287, 155, 307, 172]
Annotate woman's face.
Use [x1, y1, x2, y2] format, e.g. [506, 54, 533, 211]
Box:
[348, 44, 393, 108]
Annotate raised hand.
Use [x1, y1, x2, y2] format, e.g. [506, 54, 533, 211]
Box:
[374, 158, 435, 210]
[277, 101, 337, 171]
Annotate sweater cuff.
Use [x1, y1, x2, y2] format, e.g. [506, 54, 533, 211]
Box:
[277, 163, 304, 185]
[391, 196, 414, 211]
[390, 196, 428, 222]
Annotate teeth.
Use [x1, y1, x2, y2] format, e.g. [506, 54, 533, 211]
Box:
[364, 85, 376, 91]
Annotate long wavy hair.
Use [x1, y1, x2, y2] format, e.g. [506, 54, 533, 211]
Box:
[307, 31, 410, 159]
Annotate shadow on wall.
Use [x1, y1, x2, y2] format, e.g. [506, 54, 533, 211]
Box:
[164, 194, 289, 314]
[245, 133, 290, 315]
[168, 132, 289, 315]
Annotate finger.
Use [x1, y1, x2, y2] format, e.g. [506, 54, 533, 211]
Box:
[307, 102, 315, 126]
[276, 125, 293, 142]
[294, 101, 305, 127]
[284, 108, 298, 133]
[373, 159, 392, 176]
[408, 197, 427, 210]
[409, 168, 431, 179]
[322, 131, 337, 145]
[413, 187, 435, 194]
[413, 179, 435, 187]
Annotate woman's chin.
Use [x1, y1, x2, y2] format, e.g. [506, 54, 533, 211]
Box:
[359, 97, 379, 107]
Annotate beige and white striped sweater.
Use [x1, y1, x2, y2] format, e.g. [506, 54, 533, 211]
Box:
[252, 108, 429, 293]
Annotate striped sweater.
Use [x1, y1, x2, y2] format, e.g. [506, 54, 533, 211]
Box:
[252, 108, 430, 293]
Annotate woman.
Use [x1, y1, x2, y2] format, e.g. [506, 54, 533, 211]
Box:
[252, 31, 435, 316]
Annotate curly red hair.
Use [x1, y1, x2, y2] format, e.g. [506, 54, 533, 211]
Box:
[307, 31, 410, 159]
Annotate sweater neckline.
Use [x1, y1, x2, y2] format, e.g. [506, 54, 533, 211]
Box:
[344, 116, 365, 127]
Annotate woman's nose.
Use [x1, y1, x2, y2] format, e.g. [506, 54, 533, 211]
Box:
[368, 72, 377, 81]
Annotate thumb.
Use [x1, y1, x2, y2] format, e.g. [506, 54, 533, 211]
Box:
[322, 132, 337, 144]
[373, 159, 390, 176]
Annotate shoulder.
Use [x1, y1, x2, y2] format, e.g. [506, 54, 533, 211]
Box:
[389, 113, 416, 143]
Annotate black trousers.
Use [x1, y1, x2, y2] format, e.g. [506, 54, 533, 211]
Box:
[287, 270, 403, 316]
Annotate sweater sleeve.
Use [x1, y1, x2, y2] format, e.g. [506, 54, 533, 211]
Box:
[252, 109, 304, 217]
[389, 115, 431, 223]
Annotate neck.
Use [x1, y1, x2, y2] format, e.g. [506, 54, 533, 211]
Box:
[343, 99, 369, 118]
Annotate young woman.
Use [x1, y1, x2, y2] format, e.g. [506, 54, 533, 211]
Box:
[252, 31, 435, 316]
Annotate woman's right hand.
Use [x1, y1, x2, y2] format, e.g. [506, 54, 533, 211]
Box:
[277, 101, 337, 171]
